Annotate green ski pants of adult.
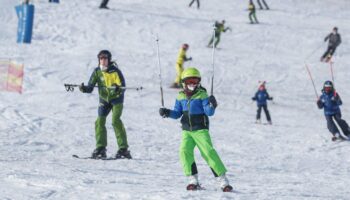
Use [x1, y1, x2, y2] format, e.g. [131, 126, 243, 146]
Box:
[208, 35, 221, 48]
[179, 129, 227, 177]
[249, 11, 258, 23]
[95, 103, 128, 149]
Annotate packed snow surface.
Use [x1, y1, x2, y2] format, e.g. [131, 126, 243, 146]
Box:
[0, 0, 350, 199]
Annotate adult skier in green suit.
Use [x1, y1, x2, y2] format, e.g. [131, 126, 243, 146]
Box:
[79, 50, 131, 159]
[207, 20, 231, 48]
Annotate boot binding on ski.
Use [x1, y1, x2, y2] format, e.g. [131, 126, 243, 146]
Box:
[115, 148, 132, 159]
[91, 147, 107, 159]
[186, 184, 202, 191]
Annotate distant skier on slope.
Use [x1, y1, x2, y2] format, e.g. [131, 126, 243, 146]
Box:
[317, 81, 350, 141]
[171, 43, 192, 89]
[79, 50, 132, 159]
[252, 82, 273, 124]
[207, 20, 231, 48]
[159, 67, 233, 192]
[321, 27, 341, 62]
[248, 0, 259, 24]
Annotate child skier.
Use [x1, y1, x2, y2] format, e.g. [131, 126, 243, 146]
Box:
[317, 81, 350, 141]
[171, 44, 192, 89]
[252, 82, 272, 124]
[159, 67, 233, 192]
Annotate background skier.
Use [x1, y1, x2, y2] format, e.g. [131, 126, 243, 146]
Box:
[252, 82, 273, 124]
[79, 50, 131, 159]
[171, 44, 192, 88]
[321, 27, 341, 62]
[317, 81, 350, 141]
[249, 0, 259, 24]
[159, 67, 233, 192]
[207, 20, 231, 48]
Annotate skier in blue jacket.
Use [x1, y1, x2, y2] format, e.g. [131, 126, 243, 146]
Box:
[252, 82, 273, 124]
[317, 80, 350, 141]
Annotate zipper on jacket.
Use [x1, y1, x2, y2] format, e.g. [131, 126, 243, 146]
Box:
[187, 99, 192, 131]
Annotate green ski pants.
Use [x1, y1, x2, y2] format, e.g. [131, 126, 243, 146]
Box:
[208, 34, 221, 48]
[179, 129, 227, 177]
[249, 11, 258, 23]
[95, 103, 128, 149]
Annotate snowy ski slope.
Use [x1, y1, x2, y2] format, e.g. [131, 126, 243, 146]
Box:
[0, 0, 350, 199]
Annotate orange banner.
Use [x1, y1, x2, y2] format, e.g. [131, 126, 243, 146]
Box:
[0, 60, 24, 93]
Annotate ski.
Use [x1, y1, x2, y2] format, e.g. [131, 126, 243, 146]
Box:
[72, 154, 125, 160]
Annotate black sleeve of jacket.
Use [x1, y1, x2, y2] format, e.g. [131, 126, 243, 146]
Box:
[337, 34, 342, 46]
[252, 92, 258, 101]
[324, 33, 330, 42]
[317, 99, 323, 109]
[85, 69, 98, 93]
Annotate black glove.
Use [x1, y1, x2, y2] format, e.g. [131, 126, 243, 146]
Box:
[112, 83, 120, 92]
[159, 108, 171, 118]
[208, 95, 218, 108]
[269, 97, 273, 100]
[331, 95, 339, 102]
[317, 99, 323, 108]
[252, 97, 256, 101]
[79, 82, 87, 93]
[188, 57, 192, 61]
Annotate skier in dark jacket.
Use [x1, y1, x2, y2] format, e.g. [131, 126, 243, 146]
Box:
[79, 50, 131, 159]
[188, 0, 200, 9]
[317, 81, 350, 141]
[252, 82, 272, 124]
[321, 27, 341, 62]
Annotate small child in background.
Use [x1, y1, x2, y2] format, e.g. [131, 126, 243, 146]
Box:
[252, 82, 273, 124]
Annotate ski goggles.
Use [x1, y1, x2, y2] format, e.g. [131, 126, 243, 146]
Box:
[183, 78, 200, 85]
[99, 56, 108, 60]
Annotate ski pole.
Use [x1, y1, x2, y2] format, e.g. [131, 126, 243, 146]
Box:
[304, 62, 319, 99]
[210, 26, 216, 96]
[64, 84, 143, 92]
[156, 35, 165, 107]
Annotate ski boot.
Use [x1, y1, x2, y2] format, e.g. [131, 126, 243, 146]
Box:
[255, 119, 261, 124]
[91, 146, 107, 159]
[217, 173, 233, 192]
[268, 120, 272, 125]
[115, 148, 132, 159]
[332, 133, 341, 142]
[186, 174, 202, 191]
